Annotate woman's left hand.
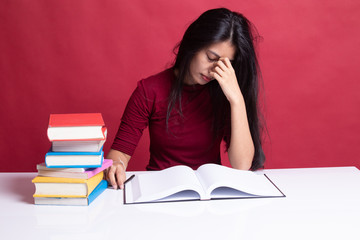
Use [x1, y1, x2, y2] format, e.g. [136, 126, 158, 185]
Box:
[210, 58, 243, 105]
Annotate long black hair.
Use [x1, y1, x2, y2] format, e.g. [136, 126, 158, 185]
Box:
[168, 8, 265, 170]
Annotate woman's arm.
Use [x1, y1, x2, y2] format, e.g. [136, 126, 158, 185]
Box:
[106, 80, 152, 188]
[227, 97, 254, 170]
[210, 58, 255, 170]
[105, 149, 131, 189]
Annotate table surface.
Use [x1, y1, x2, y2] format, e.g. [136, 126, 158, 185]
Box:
[1, 166, 360, 240]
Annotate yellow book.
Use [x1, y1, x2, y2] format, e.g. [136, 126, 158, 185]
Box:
[32, 171, 104, 198]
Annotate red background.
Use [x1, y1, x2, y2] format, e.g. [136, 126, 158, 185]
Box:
[1, 0, 359, 172]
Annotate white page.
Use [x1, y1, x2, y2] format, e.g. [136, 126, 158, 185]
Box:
[155, 190, 202, 202]
[48, 126, 104, 140]
[131, 165, 205, 203]
[46, 155, 102, 166]
[52, 140, 104, 152]
[196, 164, 283, 198]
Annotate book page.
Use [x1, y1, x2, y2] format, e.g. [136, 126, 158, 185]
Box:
[196, 164, 283, 198]
[52, 140, 104, 152]
[36, 163, 86, 172]
[48, 126, 104, 140]
[126, 165, 205, 203]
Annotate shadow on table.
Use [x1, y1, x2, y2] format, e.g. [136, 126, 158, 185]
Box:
[9, 174, 35, 204]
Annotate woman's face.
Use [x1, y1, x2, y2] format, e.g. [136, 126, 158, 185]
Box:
[186, 40, 236, 85]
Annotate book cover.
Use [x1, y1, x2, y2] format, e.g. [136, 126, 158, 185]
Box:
[34, 180, 108, 206]
[47, 113, 106, 141]
[87, 180, 108, 204]
[49, 113, 104, 127]
[45, 148, 104, 168]
[32, 171, 104, 198]
[46, 147, 103, 156]
[37, 159, 113, 179]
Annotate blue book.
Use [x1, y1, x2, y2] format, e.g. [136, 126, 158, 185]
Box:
[34, 180, 108, 206]
[45, 147, 104, 168]
[87, 180, 108, 204]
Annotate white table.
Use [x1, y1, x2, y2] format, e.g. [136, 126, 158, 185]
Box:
[1, 167, 359, 240]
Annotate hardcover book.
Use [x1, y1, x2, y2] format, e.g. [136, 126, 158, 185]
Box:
[51, 133, 106, 152]
[45, 147, 104, 168]
[124, 164, 285, 204]
[32, 171, 104, 198]
[47, 113, 106, 141]
[34, 180, 108, 206]
[37, 159, 112, 179]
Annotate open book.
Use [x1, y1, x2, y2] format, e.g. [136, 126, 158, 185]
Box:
[124, 164, 285, 204]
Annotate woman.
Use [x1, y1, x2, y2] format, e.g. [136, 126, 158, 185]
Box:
[106, 8, 265, 189]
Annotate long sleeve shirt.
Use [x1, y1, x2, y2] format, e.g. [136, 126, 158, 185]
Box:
[111, 68, 228, 170]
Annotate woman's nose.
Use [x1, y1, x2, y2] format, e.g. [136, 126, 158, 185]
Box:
[209, 62, 217, 72]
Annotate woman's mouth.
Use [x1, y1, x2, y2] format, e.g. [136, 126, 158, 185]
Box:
[201, 74, 212, 82]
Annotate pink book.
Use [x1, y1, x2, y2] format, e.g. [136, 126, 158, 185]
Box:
[37, 159, 113, 179]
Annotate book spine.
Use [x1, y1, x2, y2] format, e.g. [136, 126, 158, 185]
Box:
[33, 194, 87, 198]
[45, 163, 103, 168]
[87, 180, 108, 205]
[46, 147, 103, 156]
[85, 159, 112, 178]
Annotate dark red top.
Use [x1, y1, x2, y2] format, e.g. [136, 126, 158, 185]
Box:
[111, 69, 228, 170]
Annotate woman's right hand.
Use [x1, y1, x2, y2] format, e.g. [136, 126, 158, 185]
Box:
[105, 161, 126, 189]
[105, 149, 131, 190]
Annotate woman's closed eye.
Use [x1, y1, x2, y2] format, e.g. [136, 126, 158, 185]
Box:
[207, 55, 218, 62]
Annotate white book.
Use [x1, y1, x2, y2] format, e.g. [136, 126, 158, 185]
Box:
[51, 138, 106, 152]
[124, 164, 285, 204]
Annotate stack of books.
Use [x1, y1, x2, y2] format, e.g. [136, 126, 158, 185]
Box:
[32, 113, 112, 206]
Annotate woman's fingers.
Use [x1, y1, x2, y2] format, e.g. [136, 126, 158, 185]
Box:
[216, 58, 228, 72]
[115, 166, 126, 189]
[108, 166, 118, 189]
[212, 58, 234, 78]
[107, 163, 126, 189]
[210, 57, 242, 105]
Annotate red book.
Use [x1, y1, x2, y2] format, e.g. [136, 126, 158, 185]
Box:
[49, 113, 104, 127]
[47, 113, 106, 142]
